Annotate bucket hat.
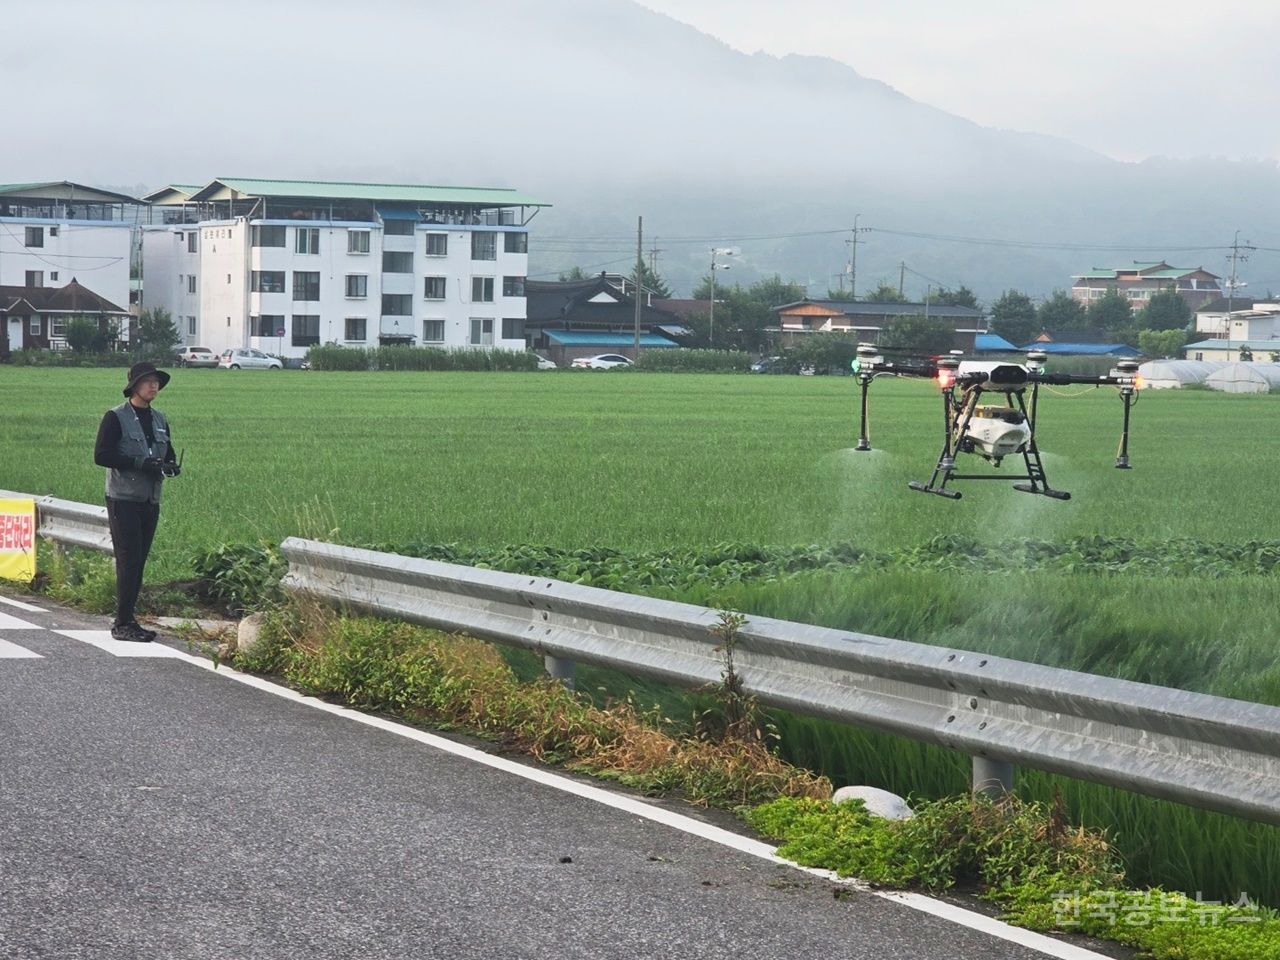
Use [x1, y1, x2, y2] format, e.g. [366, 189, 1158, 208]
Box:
[123, 361, 171, 397]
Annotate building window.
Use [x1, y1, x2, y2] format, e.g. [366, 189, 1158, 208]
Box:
[49, 226, 59, 238]
[471, 277, 495, 302]
[348, 230, 370, 254]
[383, 219, 415, 236]
[382, 251, 413, 273]
[251, 270, 286, 293]
[49, 272, 58, 282]
[250, 224, 286, 247]
[381, 294, 412, 316]
[187, 275, 197, 294]
[345, 274, 368, 298]
[187, 231, 198, 253]
[25, 271, 43, 287]
[51, 318, 66, 338]
[293, 272, 320, 301]
[28, 318, 40, 336]
[250, 314, 285, 338]
[187, 316, 197, 335]
[471, 231, 497, 260]
[425, 233, 448, 256]
[292, 314, 320, 347]
[501, 318, 525, 340]
[24, 227, 43, 248]
[295, 227, 320, 255]
[502, 276, 526, 297]
[424, 276, 446, 300]
[1195, 352, 1204, 361]
[423, 319, 445, 342]
[345, 317, 367, 341]
[469, 317, 494, 345]
[504, 232, 528, 254]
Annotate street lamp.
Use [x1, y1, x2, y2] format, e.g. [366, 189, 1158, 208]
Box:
[709, 247, 734, 348]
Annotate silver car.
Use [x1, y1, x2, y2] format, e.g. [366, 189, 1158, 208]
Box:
[218, 348, 283, 370]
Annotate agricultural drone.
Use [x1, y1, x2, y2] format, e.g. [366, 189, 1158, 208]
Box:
[851, 344, 1143, 500]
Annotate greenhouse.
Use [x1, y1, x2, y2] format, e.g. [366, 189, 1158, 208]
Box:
[1204, 362, 1280, 394]
[1135, 360, 1226, 389]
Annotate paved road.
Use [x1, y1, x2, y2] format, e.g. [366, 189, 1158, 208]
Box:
[0, 592, 1106, 960]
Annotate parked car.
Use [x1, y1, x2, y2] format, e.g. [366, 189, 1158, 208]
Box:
[174, 346, 219, 368]
[535, 355, 558, 370]
[570, 354, 633, 370]
[750, 356, 784, 373]
[218, 348, 283, 370]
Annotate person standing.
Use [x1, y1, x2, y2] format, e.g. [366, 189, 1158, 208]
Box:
[93, 362, 180, 642]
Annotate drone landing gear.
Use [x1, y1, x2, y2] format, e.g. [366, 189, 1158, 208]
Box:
[1012, 483, 1071, 501]
[908, 384, 1075, 501]
[907, 480, 962, 499]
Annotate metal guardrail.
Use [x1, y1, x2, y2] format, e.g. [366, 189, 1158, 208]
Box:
[0, 491, 113, 554]
[281, 536, 1280, 827]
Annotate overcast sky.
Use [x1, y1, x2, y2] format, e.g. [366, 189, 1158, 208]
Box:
[639, 0, 1280, 162]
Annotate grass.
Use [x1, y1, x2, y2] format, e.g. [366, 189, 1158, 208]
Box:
[6, 367, 1280, 580]
[7, 366, 1280, 906]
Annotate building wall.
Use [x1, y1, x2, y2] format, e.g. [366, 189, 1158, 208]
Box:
[139, 217, 530, 358]
[0, 218, 132, 309]
[141, 225, 202, 346]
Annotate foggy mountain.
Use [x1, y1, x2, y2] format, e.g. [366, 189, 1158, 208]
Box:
[12, 0, 1276, 302]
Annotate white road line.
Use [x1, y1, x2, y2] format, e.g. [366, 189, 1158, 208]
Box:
[53, 630, 188, 659]
[0, 595, 47, 613]
[0, 638, 42, 659]
[0, 611, 39, 630]
[168, 648, 1111, 960]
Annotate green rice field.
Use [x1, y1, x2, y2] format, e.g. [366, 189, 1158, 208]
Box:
[5, 366, 1280, 902]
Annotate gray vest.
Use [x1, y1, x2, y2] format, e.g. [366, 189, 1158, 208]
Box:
[104, 401, 170, 504]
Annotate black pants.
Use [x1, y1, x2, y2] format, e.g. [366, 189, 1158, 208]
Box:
[105, 498, 160, 628]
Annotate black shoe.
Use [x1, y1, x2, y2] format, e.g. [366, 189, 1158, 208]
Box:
[111, 623, 152, 643]
[129, 621, 158, 642]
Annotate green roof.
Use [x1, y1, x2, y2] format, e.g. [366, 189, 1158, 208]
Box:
[0, 181, 137, 203]
[1142, 267, 1195, 278]
[189, 177, 549, 208]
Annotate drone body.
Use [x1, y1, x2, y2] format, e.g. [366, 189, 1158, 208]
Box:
[852, 346, 1142, 500]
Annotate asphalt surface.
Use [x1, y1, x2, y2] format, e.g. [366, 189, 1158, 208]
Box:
[0, 592, 1094, 960]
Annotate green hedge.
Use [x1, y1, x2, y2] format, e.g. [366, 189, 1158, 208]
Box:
[305, 344, 539, 371]
[6, 349, 134, 368]
[631, 349, 751, 373]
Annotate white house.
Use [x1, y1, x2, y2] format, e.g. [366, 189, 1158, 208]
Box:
[0, 181, 137, 348]
[1193, 297, 1280, 341]
[140, 178, 549, 359]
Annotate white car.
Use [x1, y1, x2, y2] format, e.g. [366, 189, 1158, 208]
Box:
[174, 345, 219, 368]
[535, 355, 558, 370]
[571, 353, 633, 370]
[218, 348, 283, 370]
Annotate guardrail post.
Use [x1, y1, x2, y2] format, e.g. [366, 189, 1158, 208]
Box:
[544, 654, 576, 689]
[972, 756, 1014, 797]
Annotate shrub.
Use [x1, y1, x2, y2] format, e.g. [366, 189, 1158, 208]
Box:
[305, 345, 538, 372]
[632, 349, 751, 373]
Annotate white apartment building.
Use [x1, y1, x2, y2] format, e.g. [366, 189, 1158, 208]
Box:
[141, 178, 548, 359]
[0, 182, 136, 352]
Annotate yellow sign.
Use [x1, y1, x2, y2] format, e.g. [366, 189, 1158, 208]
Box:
[0, 498, 37, 583]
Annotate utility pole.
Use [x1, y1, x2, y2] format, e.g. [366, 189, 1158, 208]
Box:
[648, 241, 663, 274]
[899, 261, 906, 299]
[709, 248, 733, 348]
[1224, 230, 1255, 358]
[844, 214, 869, 300]
[634, 216, 643, 359]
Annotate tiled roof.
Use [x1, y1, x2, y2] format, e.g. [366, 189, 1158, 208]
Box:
[0, 279, 127, 314]
[774, 299, 984, 319]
